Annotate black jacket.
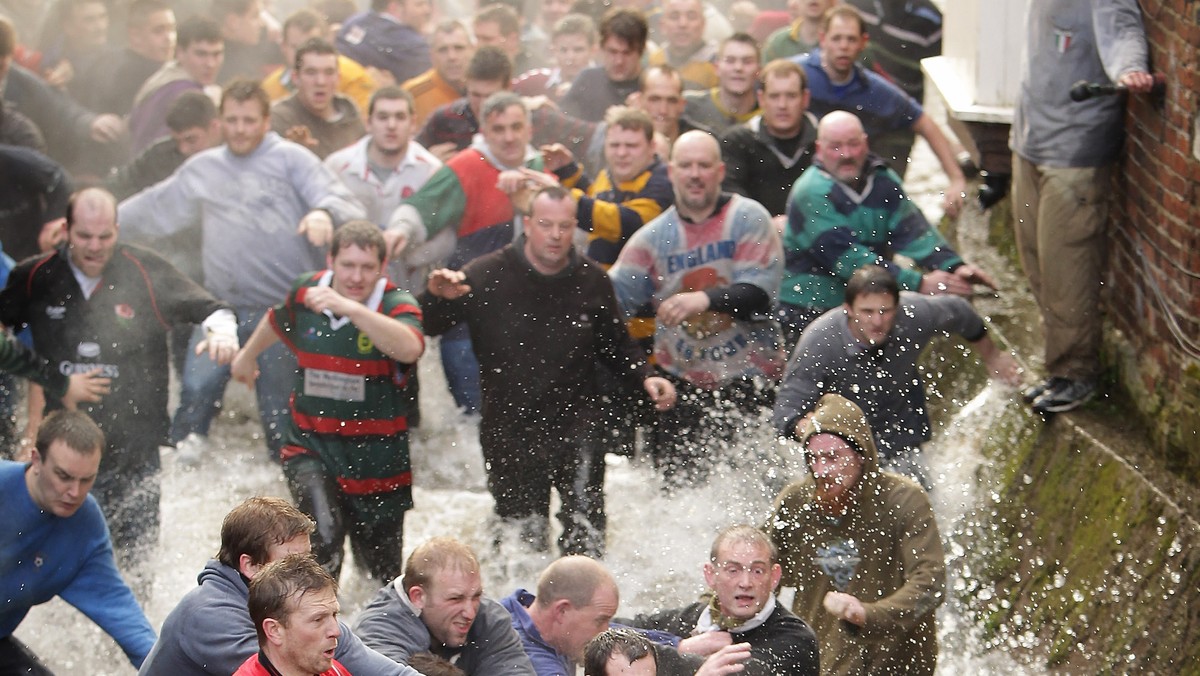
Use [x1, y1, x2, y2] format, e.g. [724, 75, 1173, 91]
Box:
[628, 600, 820, 676]
[0, 243, 228, 446]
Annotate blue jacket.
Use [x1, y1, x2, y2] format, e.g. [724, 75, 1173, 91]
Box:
[795, 49, 922, 138]
[0, 460, 156, 666]
[337, 12, 431, 84]
[499, 589, 572, 676]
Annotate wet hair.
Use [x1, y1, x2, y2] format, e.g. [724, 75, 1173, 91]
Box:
[176, 15, 222, 50]
[217, 496, 315, 569]
[330, 220, 387, 263]
[474, 3, 520, 38]
[0, 16, 16, 58]
[466, 45, 513, 84]
[583, 628, 655, 676]
[65, 187, 117, 230]
[604, 105, 654, 142]
[844, 265, 900, 305]
[720, 32, 760, 63]
[553, 13, 596, 45]
[220, 79, 271, 117]
[534, 556, 614, 609]
[400, 537, 480, 594]
[368, 85, 415, 117]
[166, 90, 218, 132]
[282, 8, 327, 37]
[480, 90, 526, 121]
[820, 4, 865, 35]
[709, 525, 778, 564]
[211, 0, 258, 21]
[36, 410, 105, 459]
[759, 58, 807, 91]
[248, 554, 337, 646]
[599, 8, 648, 55]
[407, 652, 467, 676]
[127, 0, 171, 28]
[293, 36, 337, 72]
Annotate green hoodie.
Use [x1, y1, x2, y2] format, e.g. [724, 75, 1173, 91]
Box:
[766, 393, 946, 675]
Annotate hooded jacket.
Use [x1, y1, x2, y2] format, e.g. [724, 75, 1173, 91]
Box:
[766, 393, 945, 675]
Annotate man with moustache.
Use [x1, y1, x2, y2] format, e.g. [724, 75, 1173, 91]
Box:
[794, 5, 965, 212]
[778, 111, 994, 343]
[767, 393, 946, 675]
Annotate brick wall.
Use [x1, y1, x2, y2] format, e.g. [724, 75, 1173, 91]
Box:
[1107, 0, 1200, 470]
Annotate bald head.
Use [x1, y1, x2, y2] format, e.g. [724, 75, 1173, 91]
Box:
[535, 556, 616, 608]
[69, 188, 118, 225]
[668, 130, 725, 221]
[67, 188, 120, 277]
[531, 557, 620, 663]
[670, 129, 720, 163]
[815, 111, 869, 184]
[816, 110, 865, 141]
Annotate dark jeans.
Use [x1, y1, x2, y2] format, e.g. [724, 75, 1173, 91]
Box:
[284, 455, 406, 583]
[170, 309, 297, 458]
[646, 373, 773, 489]
[91, 441, 160, 572]
[481, 421, 607, 557]
[439, 326, 481, 414]
[0, 635, 54, 675]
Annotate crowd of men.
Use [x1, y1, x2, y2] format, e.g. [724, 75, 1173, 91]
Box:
[0, 0, 1153, 673]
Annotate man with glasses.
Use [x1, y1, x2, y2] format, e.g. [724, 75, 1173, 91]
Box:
[621, 525, 819, 675]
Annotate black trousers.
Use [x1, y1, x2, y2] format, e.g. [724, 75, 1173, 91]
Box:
[645, 373, 773, 488]
[284, 455, 406, 583]
[91, 441, 160, 572]
[0, 635, 54, 675]
[480, 420, 607, 557]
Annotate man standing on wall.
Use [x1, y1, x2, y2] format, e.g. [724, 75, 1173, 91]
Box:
[1011, 0, 1153, 413]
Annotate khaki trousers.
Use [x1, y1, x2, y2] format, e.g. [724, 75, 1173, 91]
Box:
[1011, 156, 1111, 381]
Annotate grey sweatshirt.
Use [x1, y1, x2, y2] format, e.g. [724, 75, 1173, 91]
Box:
[773, 292, 985, 455]
[1011, 0, 1149, 167]
[118, 132, 366, 309]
